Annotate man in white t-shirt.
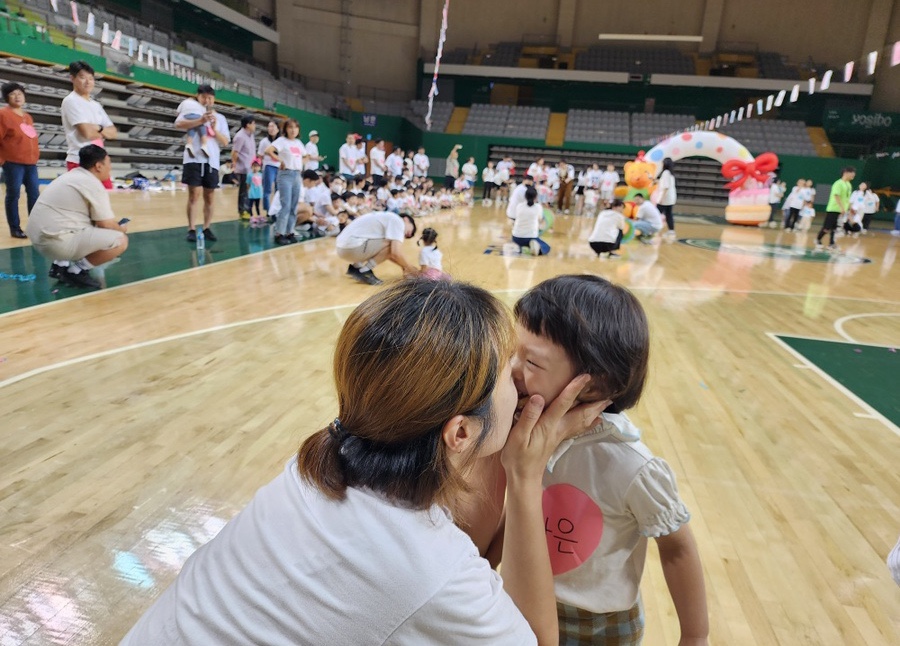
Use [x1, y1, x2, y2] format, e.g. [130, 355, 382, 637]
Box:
[304, 130, 324, 171]
[413, 147, 430, 178]
[61, 60, 117, 190]
[386, 147, 405, 178]
[339, 133, 359, 180]
[355, 138, 368, 177]
[631, 194, 663, 242]
[175, 84, 231, 242]
[369, 139, 387, 181]
[335, 211, 418, 285]
[26, 145, 128, 289]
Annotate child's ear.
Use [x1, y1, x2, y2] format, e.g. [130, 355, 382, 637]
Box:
[579, 376, 611, 403]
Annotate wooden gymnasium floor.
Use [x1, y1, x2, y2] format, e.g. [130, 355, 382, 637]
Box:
[1, 189, 899, 645]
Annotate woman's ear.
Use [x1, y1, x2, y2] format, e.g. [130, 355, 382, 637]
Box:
[441, 414, 478, 455]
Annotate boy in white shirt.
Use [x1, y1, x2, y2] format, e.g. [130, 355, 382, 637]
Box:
[338, 133, 359, 179]
[413, 147, 430, 177]
[599, 164, 619, 204]
[369, 139, 387, 179]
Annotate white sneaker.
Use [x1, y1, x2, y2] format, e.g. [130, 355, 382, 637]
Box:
[891, 230, 900, 237]
[529, 239, 541, 256]
[814, 243, 824, 251]
[768, 222, 777, 228]
[564, 209, 570, 214]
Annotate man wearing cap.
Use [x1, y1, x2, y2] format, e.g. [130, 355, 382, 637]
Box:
[175, 84, 230, 242]
[231, 115, 256, 218]
[305, 130, 323, 171]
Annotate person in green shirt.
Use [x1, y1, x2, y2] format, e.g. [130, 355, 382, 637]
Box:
[816, 166, 855, 251]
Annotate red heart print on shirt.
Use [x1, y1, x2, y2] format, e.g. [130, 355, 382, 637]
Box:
[542, 483, 604, 575]
[19, 123, 37, 138]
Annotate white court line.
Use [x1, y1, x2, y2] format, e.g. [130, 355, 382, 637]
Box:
[833, 312, 900, 344]
[766, 332, 899, 438]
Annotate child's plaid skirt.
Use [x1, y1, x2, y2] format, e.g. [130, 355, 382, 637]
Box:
[557, 598, 644, 645]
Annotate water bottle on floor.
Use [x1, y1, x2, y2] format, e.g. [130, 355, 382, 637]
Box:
[196, 227, 205, 251]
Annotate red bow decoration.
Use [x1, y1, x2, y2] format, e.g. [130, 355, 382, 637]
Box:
[721, 152, 779, 190]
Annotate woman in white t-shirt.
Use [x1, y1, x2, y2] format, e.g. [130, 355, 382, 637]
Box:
[257, 120, 281, 215]
[512, 185, 550, 256]
[265, 118, 307, 245]
[122, 279, 607, 646]
[589, 198, 626, 258]
[657, 157, 677, 237]
[481, 161, 496, 205]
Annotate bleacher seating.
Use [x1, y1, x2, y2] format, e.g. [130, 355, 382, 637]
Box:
[719, 119, 816, 156]
[407, 100, 453, 132]
[565, 109, 630, 145]
[631, 113, 696, 145]
[481, 42, 522, 67]
[575, 46, 694, 75]
[757, 52, 799, 80]
[462, 104, 548, 139]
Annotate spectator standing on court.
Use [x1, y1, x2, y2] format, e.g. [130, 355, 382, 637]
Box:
[257, 120, 280, 215]
[413, 146, 430, 178]
[231, 115, 256, 219]
[304, 130, 324, 171]
[26, 145, 128, 289]
[61, 60, 117, 190]
[556, 159, 575, 214]
[338, 133, 358, 181]
[0, 81, 39, 238]
[175, 84, 230, 243]
[444, 144, 461, 189]
[815, 166, 855, 251]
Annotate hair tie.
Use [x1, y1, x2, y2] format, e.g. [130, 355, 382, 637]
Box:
[328, 418, 350, 443]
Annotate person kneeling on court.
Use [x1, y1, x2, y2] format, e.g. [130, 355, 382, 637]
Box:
[589, 198, 626, 259]
[335, 211, 417, 285]
[26, 145, 128, 289]
[631, 193, 663, 243]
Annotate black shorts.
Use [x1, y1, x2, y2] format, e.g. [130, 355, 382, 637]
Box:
[823, 211, 840, 229]
[183, 163, 220, 189]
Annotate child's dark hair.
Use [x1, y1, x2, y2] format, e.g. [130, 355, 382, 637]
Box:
[514, 275, 649, 413]
[525, 185, 538, 207]
[419, 227, 438, 246]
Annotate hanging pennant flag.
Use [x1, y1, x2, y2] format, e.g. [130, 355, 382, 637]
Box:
[747, 103, 753, 118]
[867, 51, 877, 75]
[730, 110, 736, 123]
[774, 90, 786, 107]
[765, 95, 774, 111]
[71, 2, 79, 26]
[425, 0, 451, 130]
[737, 107, 744, 121]
[807, 77, 816, 94]
[892, 42, 900, 66]
[714, 115, 722, 128]
[101, 22, 110, 44]
[756, 99, 764, 114]
[50, 0, 59, 11]
[85, 11, 94, 35]
[844, 61, 854, 82]
[820, 70, 832, 91]
[128, 37, 135, 57]
[789, 84, 800, 102]
[111, 30, 121, 50]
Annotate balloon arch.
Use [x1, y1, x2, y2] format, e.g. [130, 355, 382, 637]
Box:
[633, 131, 779, 225]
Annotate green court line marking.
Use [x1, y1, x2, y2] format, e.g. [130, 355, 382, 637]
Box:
[681, 238, 873, 264]
[769, 333, 899, 435]
[0, 223, 318, 315]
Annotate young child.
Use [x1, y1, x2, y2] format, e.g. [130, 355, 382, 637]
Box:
[588, 198, 626, 258]
[514, 274, 709, 645]
[417, 227, 449, 280]
[798, 200, 816, 232]
[247, 161, 264, 224]
[175, 96, 213, 159]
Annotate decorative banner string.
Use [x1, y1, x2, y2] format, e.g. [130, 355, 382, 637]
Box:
[649, 40, 900, 145]
[425, 0, 450, 131]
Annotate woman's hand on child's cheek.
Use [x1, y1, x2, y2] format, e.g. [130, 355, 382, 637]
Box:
[502, 375, 594, 482]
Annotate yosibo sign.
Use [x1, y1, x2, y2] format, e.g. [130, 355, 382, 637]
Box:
[824, 109, 900, 133]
